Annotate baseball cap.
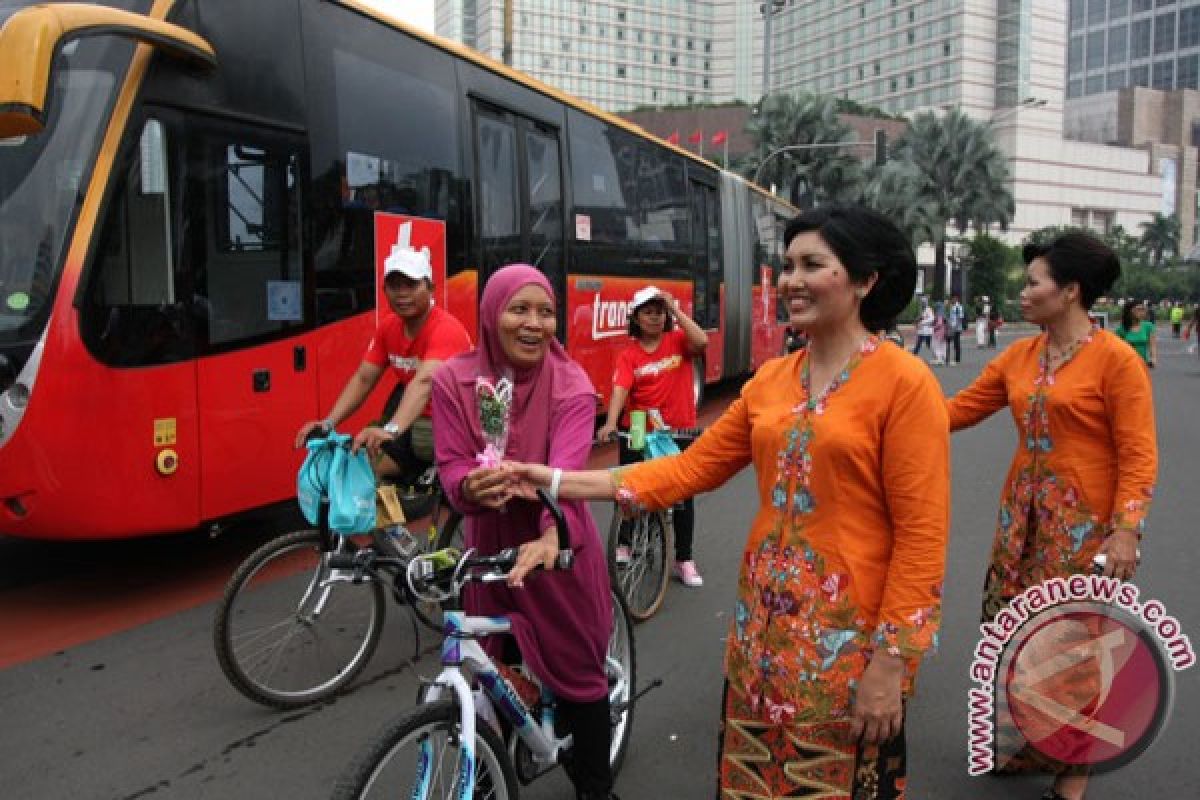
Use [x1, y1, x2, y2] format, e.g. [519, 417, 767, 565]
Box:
[384, 245, 432, 282]
[630, 286, 667, 311]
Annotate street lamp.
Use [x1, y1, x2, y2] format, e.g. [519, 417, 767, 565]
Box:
[752, 138, 885, 193]
[760, 0, 786, 100]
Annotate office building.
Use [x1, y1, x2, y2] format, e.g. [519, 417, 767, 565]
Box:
[436, 0, 721, 110]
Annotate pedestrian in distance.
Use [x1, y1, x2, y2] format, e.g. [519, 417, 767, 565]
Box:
[947, 294, 965, 365]
[294, 246, 471, 482]
[931, 301, 948, 366]
[509, 205, 950, 799]
[912, 297, 934, 356]
[596, 284, 709, 587]
[975, 295, 991, 348]
[1115, 299, 1158, 369]
[1184, 304, 1200, 355]
[430, 264, 618, 800]
[987, 305, 1001, 347]
[945, 232, 1156, 800]
[1169, 300, 1184, 338]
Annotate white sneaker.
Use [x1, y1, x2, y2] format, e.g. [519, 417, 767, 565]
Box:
[673, 560, 703, 587]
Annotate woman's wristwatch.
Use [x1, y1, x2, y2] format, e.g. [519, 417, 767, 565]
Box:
[383, 422, 401, 438]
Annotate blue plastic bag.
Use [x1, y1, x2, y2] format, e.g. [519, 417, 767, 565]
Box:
[644, 430, 681, 460]
[297, 434, 340, 526]
[327, 440, 378, 535]
[296, 432, 376, 534]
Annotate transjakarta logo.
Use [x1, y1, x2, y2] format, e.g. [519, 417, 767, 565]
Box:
[967, 575, 1193, 777]
[591, 295, 633, 340]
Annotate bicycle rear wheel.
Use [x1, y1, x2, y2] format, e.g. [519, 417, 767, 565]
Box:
[332, 700, 517, 800]
[606, 509, 672, 622]
[213, 530, 385, 709]
[607, 588, 637, 777]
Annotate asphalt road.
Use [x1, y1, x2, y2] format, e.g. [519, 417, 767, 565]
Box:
[1, 329, 1197, 799]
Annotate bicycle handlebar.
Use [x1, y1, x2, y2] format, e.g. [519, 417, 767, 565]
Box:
[604, 427, 704, 444]
[405, 488, 573, 603]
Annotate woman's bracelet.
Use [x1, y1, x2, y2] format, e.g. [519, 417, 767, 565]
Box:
[548, 467, 563, 501]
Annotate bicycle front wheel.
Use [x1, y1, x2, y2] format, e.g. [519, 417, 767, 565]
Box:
[332, 700, 517, 800]
[606, 509, 672, 622]
[213, 530, 385, 709]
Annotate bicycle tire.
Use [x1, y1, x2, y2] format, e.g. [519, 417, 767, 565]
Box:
[213, 529, 385, 709]
[607, 588, 637, 778]
[606, 509, 672, 622]
[331, 699, 517, 800]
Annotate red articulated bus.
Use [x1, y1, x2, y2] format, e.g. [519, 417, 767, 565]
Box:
[0, 0, 794, 540]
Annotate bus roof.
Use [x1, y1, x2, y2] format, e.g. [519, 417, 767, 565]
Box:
[335, 0, 773, 185]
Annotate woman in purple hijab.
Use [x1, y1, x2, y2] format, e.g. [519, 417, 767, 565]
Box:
[431, 264, 616, 800]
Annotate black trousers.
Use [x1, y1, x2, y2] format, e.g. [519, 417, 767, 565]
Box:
[558, 696, 614, 797]
[617, 435, 695, 561]
[948, 331, 962, 363]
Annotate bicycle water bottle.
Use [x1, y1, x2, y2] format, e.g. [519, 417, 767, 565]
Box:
[629, 410, 646, 451]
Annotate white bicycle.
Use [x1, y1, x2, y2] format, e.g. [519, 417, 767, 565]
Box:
[332, 489, 648, 799]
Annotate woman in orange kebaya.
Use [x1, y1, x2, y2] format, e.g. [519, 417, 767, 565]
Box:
[947, 233, 1156, 800]
[512, 206, 949, 799]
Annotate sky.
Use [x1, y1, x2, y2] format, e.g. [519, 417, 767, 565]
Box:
[358, 0, 435, 32]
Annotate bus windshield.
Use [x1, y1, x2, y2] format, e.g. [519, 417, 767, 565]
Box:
[0, 6, 139, 345]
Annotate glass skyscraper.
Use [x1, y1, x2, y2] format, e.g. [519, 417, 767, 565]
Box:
[1066, 0, 1200, 99]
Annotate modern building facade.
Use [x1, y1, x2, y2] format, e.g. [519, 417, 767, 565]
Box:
[436, 1, 1166, 253]
[436, 0, 722, 111]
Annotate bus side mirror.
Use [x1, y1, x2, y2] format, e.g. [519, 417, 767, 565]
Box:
[0, 3, 216, 139]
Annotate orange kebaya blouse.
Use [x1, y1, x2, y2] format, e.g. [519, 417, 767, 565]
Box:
[946, 328, 1156, 618]
[613, 338, 949, 725]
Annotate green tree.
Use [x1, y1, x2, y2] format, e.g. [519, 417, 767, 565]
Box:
[961, 233, 1020, 307]
[742, 91, 865, 207]
[866, 109, 1014, 300]
[1139, 213, 1180, 267]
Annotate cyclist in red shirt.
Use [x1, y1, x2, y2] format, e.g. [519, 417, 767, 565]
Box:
[597, 286, 709, 586]
[295, 247, 472, 481]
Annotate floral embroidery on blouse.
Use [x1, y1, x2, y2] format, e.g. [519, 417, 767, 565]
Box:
[771, 336, 880, 513]
[610, 467, 644, 515]
[1021, 325, 1097, 453]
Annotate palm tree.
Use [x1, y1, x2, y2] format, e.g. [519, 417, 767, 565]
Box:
[742, 92, 864, 207]
[867, 108, 1014, 300]
[1139, 213, 1180, 267]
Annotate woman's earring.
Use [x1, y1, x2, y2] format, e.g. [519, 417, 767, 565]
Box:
[856, 288, 867, 299]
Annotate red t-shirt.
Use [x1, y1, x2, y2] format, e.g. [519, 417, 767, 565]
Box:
[613, 328, 696, 428]
[364, 306, 472, 416]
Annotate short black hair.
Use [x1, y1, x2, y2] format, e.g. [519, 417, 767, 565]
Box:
[1021, 232, 1120, 310]
[782, 205, 917, 331]
[627, 298, 674, 338]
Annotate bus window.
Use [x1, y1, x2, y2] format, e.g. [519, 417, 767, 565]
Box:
[567, 112, 639, 244]
[302, 17, 462, 326]
[474, 107, 521, 275]
[524, 123, 564, 283]
[689, 179, 721, 329]
[637, 147, 689, 252]
[193, 133, 304, 349]
[82, 118, 191, 366]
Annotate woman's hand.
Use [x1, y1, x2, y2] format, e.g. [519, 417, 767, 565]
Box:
[353, 426, 395, 459]
[460, 466, 515, 509]
[596, 422, 618, 443]
[850, 651, 905, 745]
[1098, 530, 1140, 580]
[502, 462, 552, 501]
[508, 529, 560, 588]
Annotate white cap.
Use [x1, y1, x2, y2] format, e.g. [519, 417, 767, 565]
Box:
[384, 245, 432, 282]
[630, 285, 666, 311]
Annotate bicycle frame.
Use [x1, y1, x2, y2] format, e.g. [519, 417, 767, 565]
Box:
[417, 611, 566, 800]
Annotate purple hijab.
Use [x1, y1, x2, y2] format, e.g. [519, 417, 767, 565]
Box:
[438, 264, 594, 463]
[432, 264, 610, 703]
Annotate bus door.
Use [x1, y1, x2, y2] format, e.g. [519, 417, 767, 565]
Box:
[688, 176, 723, 383]
[471, 102, 566, 329]
[190, 124, 318, 521]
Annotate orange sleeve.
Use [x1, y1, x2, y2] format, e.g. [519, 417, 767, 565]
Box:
[946, 351, 1010, 431]
[612, 391, 753, 512]
[1104, 349, 1158, 538]
[874, 368, 950, 659]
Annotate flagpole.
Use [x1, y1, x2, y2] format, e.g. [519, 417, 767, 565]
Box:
[723, 137, 728, 169]
[699, 130, 704, 159]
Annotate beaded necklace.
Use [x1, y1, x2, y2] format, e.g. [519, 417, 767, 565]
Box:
[1023, 323, 1098, 453]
